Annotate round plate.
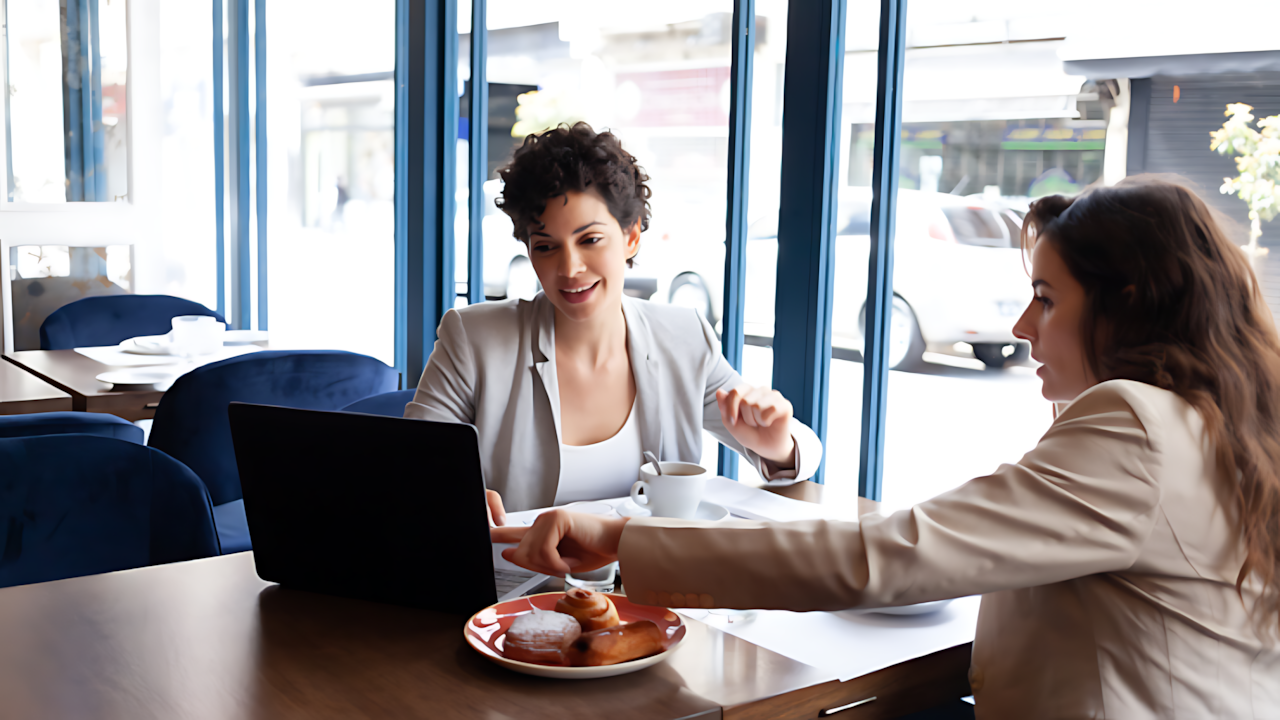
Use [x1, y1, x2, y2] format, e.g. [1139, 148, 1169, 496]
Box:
[224, 329, 269, 345]
[868, 599, 953, 616]
[95, 368, 180, 388]
[615, 499, 730, 522]
[463, 592, 686, 679]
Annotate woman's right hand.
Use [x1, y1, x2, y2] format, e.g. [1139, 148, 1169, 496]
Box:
[490, 509, 630, 577]
[485, 489, 507, 528]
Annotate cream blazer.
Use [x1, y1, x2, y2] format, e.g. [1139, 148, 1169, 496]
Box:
[404, 294, 823, 512]
[619, 380, 1280, 718]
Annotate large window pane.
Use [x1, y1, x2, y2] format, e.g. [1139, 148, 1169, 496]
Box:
[159, 0, 217, 311]
[264, 0, 396, 366]
[736, 0, 786, 482]
[837, 1, 1067, 511]
[483, 3, 744, 472]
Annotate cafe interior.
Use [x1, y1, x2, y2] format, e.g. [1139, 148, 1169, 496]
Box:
[4, 0, 1278, 718]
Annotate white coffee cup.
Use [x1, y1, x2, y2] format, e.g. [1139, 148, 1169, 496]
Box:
[630, 461, 708, 519]
[171, 315, 224, 357]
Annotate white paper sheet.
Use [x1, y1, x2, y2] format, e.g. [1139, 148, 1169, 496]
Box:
[679, 596, 980, 682]
[75, 343, 262, 369]
[701, 475, 866, 522]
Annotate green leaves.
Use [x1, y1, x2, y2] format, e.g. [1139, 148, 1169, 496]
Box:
[1212, 103, 1280, 238]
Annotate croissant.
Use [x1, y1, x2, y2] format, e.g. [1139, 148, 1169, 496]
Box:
[555, 588, 622, 631]
[503, 610, 582, 666]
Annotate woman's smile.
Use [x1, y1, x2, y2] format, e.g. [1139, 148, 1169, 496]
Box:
[560, 280, 600, 304]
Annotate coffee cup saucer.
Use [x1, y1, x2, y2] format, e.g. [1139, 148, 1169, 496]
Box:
[616, 499, 730, 522]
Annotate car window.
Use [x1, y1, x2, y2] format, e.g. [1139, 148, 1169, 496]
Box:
[999, 211, 1023, 248]
[941, 207, 1008, 248]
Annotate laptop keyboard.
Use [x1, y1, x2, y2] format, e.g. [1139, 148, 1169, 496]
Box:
[494, 569, 541, 598]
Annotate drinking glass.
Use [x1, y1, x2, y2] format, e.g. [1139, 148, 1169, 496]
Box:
[561, 501, 620, 593]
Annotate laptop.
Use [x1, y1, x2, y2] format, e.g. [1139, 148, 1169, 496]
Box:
[228, 402, 543, 615]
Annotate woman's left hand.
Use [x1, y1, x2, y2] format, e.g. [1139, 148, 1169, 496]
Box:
[716, 385, 796, 467]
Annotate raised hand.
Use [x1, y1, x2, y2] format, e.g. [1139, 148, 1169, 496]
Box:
[716, 385, 796, 467]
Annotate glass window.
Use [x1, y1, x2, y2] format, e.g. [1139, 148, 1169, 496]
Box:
[264, 0, 397, 366]
[733, 0, 788, 482]
[835, 0, 1066, 511]
[5, 0, 129, 203]
[158, 0, 217, 311]
[484, 2, 748, 472]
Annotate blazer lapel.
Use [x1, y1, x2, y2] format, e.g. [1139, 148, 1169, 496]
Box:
[531, 295, 563, 447]
[623, 297, 664, 459]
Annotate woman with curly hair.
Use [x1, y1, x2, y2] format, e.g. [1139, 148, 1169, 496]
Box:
[406, 122, 822, 517]
[496, 176, 1280, 717]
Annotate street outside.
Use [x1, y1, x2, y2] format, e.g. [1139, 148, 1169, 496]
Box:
[706, 347, 1054, 515]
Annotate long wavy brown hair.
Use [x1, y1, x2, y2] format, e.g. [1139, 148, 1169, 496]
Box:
[1023, 175, 1280, 634]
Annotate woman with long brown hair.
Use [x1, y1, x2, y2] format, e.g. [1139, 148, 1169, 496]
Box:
[494, 176, 1280, 718]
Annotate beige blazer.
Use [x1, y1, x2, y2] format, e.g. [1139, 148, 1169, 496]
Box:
[405, 294, 823, 512]
[619, 380, 1280, 718]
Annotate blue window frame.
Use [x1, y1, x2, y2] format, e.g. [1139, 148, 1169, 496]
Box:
[394, 0, 458, 387]
[214, 0, 264, 331]
[223, 0, 908, 497]
[717, 0, 756, 480]
[857, 0, 909, 501]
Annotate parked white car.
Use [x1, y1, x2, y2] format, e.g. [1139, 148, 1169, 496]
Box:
[741, 188, 1032, 369]
[472, 183, 1031, 371]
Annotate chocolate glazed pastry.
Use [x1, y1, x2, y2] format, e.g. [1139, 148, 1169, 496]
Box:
[555, 587, 621, 631]
[568, 620, 666, 667]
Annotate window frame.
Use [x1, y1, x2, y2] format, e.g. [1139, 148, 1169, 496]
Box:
[381, 0, 908, 496]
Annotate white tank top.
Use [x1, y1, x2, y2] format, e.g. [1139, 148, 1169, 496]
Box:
[554, 398, 643, 505]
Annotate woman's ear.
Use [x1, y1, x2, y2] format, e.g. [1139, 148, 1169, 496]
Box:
[624, 221, 642, 260]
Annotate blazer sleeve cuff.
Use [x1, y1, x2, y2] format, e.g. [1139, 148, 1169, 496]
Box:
[754, 418, 823, 484]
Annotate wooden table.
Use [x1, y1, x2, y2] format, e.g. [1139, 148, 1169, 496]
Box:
[0, 358, 71, 415]
[0, 552, 971, 720]
[4, 350, 164, 420]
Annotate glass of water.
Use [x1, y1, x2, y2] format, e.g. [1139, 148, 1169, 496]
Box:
[565, 561, 619, 594]
[561, 501, 621, 593]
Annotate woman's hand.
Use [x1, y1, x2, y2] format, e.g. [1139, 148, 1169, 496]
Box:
[486, 489, 507, 528]
[717, 385, 796, 467]
[490, 509, 630, 577]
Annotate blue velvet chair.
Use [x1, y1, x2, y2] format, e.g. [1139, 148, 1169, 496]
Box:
[340, 389, 416, 418]
[0, 412, 143, 443]
[39, 294, 226, 350]
[0, 434, 221, 589]
[147, 350, 399, 553]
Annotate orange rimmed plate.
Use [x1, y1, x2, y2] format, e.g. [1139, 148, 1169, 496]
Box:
[464, 592, 687, 679]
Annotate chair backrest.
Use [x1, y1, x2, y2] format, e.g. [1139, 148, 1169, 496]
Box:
[339, 389, 417, 418]
[39, 294, 226, 350]
[148, 350, 399, 506]
[0, 411, 144, 444]
[0, 435, 220, 589]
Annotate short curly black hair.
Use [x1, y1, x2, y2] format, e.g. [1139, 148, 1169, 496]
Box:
[496, 122, 651, 267]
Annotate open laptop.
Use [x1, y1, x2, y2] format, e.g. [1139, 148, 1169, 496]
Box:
[228, 403, 544, 615]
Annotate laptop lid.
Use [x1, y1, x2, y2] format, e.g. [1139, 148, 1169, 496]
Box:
[228, 403, 497, 615]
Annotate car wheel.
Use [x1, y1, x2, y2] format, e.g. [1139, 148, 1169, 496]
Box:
[972, 342, 1027, 369]
[860, 296, 925, 371]
[669, 273, 715, 325]
[506, 257, 540, 301]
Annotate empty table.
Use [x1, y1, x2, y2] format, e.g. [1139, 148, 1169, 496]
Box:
[0, 359, 71, 415]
